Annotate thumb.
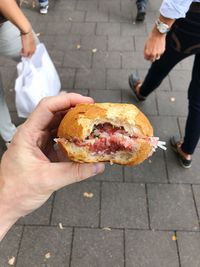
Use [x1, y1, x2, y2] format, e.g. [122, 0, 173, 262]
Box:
[46, 162, 105, 190]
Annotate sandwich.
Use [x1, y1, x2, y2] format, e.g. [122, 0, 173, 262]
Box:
[56, 103, 166, 166]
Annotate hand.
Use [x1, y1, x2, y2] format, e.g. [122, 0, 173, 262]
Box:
[21, 30, 36, 57]
[0, 92, 105, 241]
[144, 27, 166, 62]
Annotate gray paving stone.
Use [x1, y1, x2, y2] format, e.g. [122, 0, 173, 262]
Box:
[16, 226, 72, 267]
[126, 230, 179, 267]
[58, 68, 76, 90]
[80, 36, 107, 51]
[107, 69, 133, 90]
[148, 116, 180, 141]
[46, 21, 71, 35]
[92, 51, 121, 69]
[180, 55, 194, 70]
[70, 22, 96, 35]
[177, 231, 200, 267]
[148, 184, 199, 230]
[59, 10, 85, 22]
[122, 51, 151, 69]
[122, 90, 158, 116]
[51, 182, 100, 227]
[99, 0, 121, 12]
[124, 150, 168, 183]
[75, 68, 106, 90]
[108, 36, 135, 51]
[63, 50, 92, 68]
[169, 70, 191, 91]
[121, 23, 147, 36]
[157, 91, 188, 116]
[76, 0, 98, 11]
[53, 0, 76, 11]
[0, 226, 23, 267]
[53, 35, 81, 51]
[71, 228, 124, 267]
[17, 196, 53, 225]
[89, 89, 121, 103]
[101, 182, 148, 228]
[48, 49, 65, 68]
[96, 22, 121, 35]
[134, 35, 147, 51]
[166, 148, 200, 184]
[94, 163, 123, 182]
[44, 11, 85, 22]
[193, 185, 200, 219]
[178, 117, 187, 138]
[85, 11, 109, 22]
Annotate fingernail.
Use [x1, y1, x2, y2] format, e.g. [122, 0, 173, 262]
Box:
[93, 163, 105, 175]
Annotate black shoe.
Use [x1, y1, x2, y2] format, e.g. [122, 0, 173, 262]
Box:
[128, 73, 146, 102]
[136, 6, 146, 22]
[170, 136, 192, 169]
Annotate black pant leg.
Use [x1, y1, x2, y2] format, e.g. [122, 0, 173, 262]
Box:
[140, 34, 189, 97]
[182, 54, 200, 154]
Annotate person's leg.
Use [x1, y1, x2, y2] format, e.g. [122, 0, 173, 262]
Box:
[138, 37, 189, 97]
[136, 0, 148, 22]
[0, 21, 22, 142]
[38, 0, 49, 14]
[0, 21, 39, 142]
[181, 54, 200, 155]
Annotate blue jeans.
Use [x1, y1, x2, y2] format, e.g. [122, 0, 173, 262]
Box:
[139, 8, 200, 154]
[38, 0, 49, 7]
[136, 0, 148, 9]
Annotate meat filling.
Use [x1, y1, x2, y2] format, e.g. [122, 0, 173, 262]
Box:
[73, 123, 146, 155]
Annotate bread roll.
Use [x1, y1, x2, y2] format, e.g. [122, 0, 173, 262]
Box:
[57, 103, 158, 166]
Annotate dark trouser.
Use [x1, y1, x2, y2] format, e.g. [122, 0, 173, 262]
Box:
[139, 8, 200, 155]
[136, 0, 148, 9]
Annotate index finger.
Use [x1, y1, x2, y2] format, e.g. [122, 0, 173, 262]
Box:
[25, 92, 94, 131]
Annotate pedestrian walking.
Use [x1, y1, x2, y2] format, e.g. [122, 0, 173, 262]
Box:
[136, 0, 148, 22]
[0, 0, 37, 145]
[38, 0, 49, 14]
[129, 0, 200, 168]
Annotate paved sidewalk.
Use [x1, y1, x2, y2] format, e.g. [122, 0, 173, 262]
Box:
[1, 0, 200, 266]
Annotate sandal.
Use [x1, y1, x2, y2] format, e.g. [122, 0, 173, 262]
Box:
[170, 136, 192, 169]
[128, 73, 146, 102]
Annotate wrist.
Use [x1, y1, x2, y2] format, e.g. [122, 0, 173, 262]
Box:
[0, 172, 21, 241]
[20, 25, 32, 36]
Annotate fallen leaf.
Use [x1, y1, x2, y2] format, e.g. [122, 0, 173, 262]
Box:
[45, 252, 51, 259]
[102, 227, 111, 231]
[83, 192, 94, 198]
[172, 235, 177, 241]
[59, 222, 64, 229]
[8, 256, 15, 266]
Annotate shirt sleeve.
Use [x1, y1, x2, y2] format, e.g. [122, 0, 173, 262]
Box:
[160, 0, 193, 19]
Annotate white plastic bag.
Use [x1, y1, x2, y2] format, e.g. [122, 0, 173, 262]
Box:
[15, 43, 61, 118]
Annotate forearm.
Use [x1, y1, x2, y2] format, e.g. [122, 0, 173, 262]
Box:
[0, 0, 32, 34]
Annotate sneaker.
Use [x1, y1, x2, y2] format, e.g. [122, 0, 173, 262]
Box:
[40, 5, 49, 14]
[170, 136, 192, 169]
[128, 73, 146, 102]
[136, 6, 146, 22]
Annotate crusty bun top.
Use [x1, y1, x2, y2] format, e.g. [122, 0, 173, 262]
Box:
[57, 103, 153, 140]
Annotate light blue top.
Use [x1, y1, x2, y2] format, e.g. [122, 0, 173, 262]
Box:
[160, 0, 200, 18]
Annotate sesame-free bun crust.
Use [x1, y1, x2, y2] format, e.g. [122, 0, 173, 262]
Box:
[57, 103, 154, 166]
